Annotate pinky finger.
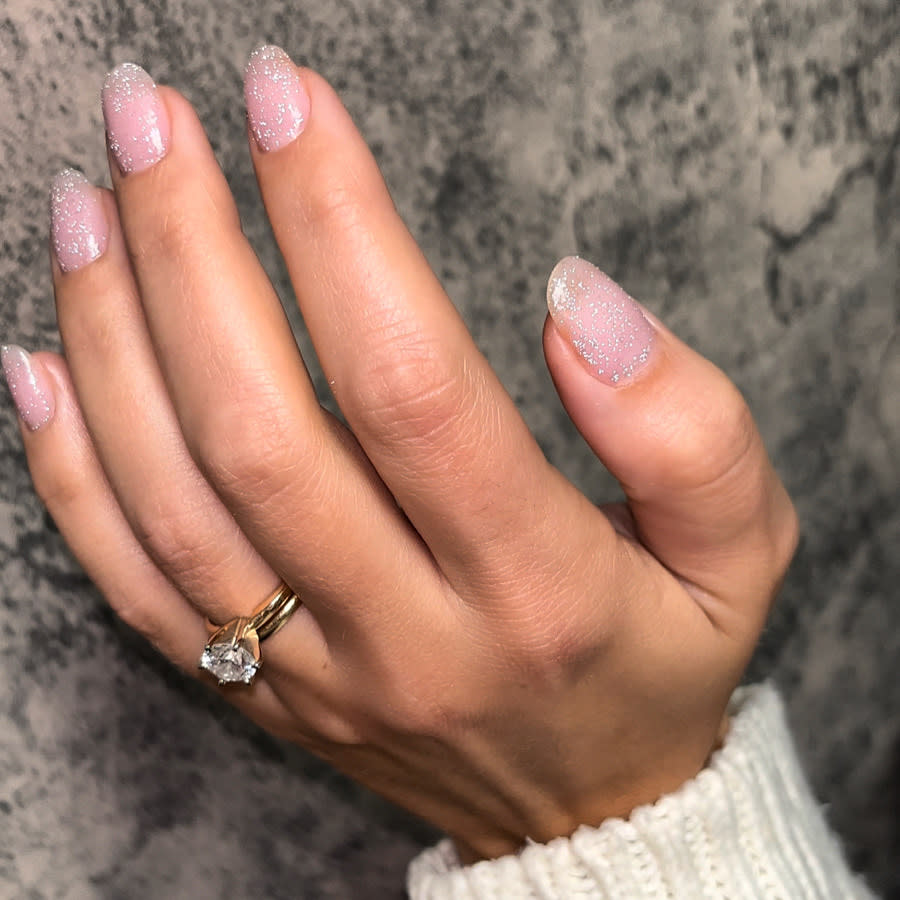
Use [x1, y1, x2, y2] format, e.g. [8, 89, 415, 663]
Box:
[2, 346, 291, 728]
[4, 345, 206, 664]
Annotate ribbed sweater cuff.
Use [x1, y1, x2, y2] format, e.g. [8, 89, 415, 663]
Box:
[407, 683, 875, 899]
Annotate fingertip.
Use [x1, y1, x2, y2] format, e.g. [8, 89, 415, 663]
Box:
[243, 54, 376, 177]
[106, 81, 243, 236]
[244, 45, 312, 153]
[19, 351, 102, 454]
[102, 62, 171, 176]
[16, 351, 95, 452]
[546, 256, 656, 388]
[2, 345, 58, 433]
[4, 348, 101, 515]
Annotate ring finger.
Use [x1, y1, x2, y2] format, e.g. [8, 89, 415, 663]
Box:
[3, 348, 300, 730]
[51, 171, 280, 628]
[50, 172, 331, 692]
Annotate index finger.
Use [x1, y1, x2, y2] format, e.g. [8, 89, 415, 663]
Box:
[244, 46, 618, 604]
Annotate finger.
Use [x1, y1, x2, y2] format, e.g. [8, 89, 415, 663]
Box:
[543, 257, 799, 635]
[49, 169, 332, 686]
[2, 347, 207, 665]
[50, 170, 276, 626]
[244, 47, 616, 597]
[99, 63, 432, 634]
[1, 347, 320, 731]
[1, 347, 210, 665]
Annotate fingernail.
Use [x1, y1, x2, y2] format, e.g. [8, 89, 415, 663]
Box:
[50, 169, 109, 272]
[547, 256, 655, 386]
[1, 345, 56, 431]
[244, 45, 310, 153]
[102, 62, 170, 174]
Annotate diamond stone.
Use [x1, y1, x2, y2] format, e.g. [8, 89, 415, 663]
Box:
[199, 619, 261, 685]
[199, 641, 259, 684]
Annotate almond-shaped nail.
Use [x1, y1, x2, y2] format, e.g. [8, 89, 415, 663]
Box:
[1, 345, 56, 431]
[244, 45, 310, 152]
[547, 256, 655, 386]
[102, 62, 170, 174]
[50, 169, 109, 272]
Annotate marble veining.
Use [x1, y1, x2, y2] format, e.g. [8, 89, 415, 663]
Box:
[0, 0, 897, 897]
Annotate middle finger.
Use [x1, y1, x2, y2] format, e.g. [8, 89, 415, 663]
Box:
[98, 63, 435, 636]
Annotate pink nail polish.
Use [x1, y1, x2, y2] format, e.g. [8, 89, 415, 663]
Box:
[102, 63, 170, 174]
[1, 345, 56, 431]
[244, 45, 310, 152]
[50, 169, 109, 272]
[547, 257, 655, 386]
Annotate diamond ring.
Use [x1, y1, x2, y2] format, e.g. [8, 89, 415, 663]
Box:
[198, 582, 301, 686]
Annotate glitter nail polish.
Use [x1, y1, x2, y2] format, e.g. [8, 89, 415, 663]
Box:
[1, 344, 55, 431]
[244, 45, 310, 153]
[102, 62, 171, 174]
[547, 256, 655, 386]
[50, 169, 109, 272]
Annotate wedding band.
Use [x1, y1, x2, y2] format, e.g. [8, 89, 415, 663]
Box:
[198, 582, 301, 686]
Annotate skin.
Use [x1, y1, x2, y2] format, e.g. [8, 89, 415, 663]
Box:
[16, 63, 798, 862]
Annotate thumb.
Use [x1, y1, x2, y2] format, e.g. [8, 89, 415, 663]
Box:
[543, 256, 798, 633]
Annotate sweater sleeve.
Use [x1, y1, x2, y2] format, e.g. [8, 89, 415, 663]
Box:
[406, 683, 877, 899]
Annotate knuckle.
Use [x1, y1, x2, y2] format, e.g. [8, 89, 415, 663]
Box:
[659, 379, 758, 491]
[111, 590, 169, 651]
[698, 394, 756, 487]
[384, 686, 471, 740]
[131, 205, 203, 266]
[366, 658, 481, 740]
[32, 462, 84, 513]
[496, 572, 617, 688]
[194, 389, 315, 503]
[713, 390, 759, 479]
[505, 619, 602, 689]
[304, 178, 371, 240]
[349, 331, 468, 441]
[129, 174, 238, 265]
[129, 498, 205, 574]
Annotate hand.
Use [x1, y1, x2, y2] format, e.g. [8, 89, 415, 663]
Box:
[5, 47, 797, 861]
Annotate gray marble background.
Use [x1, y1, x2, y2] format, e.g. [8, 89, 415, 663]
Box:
[1, 0, 898, 897]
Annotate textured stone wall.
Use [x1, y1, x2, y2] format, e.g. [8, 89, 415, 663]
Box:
[1, 0, 897, 896]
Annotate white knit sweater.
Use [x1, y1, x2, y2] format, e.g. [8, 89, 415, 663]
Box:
[407, 684, 877, 899]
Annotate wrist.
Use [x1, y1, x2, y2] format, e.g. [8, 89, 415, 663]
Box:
[450, 710, 733, 864]
[410, 684, 875, 900]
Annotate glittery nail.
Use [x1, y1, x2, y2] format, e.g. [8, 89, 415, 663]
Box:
[1, 345, 56, 431]
[547, 256, 655, 386]
[244, 45, 310, 153]
[50, 169, 109, 272]
[102, 63, 170, 174]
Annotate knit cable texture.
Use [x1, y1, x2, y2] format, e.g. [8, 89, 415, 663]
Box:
[406, 683, 878, 899]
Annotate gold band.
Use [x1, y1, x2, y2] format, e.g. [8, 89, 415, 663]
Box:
[199, 581, 301, 686]
[251, 583, 302, 641]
